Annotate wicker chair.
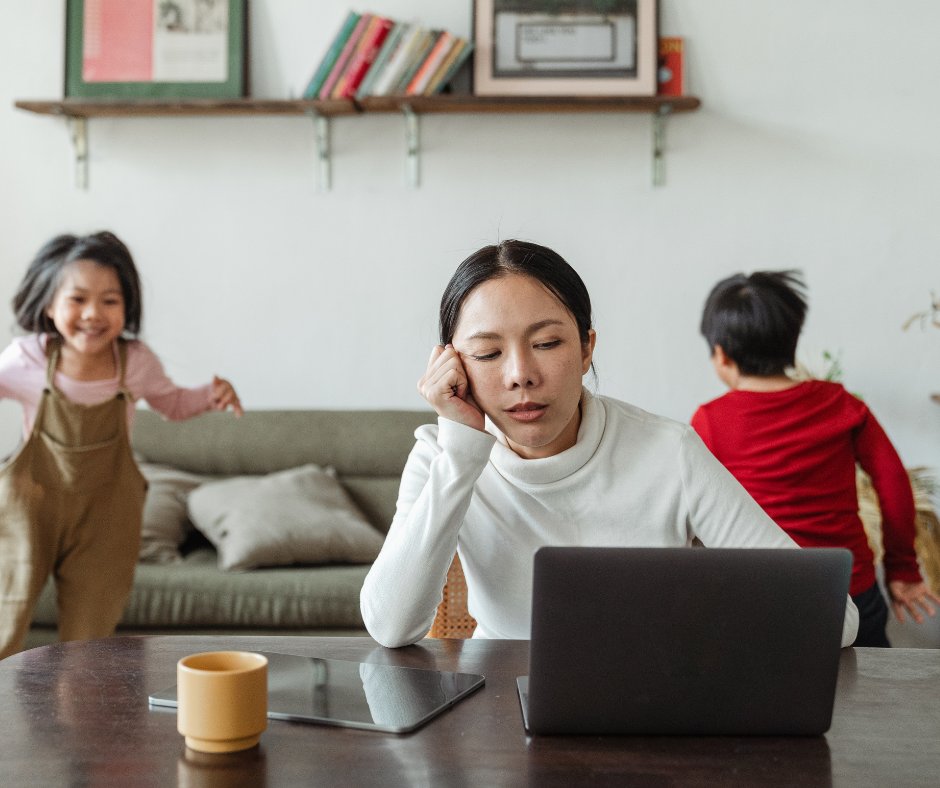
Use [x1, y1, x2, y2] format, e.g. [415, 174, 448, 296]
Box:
[428, 553, 477, 639]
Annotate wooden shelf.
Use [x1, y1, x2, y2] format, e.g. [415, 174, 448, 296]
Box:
[15, 94, 699, 118]
[14, 94, 701, 190]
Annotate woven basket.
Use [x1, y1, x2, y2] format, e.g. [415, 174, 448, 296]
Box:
[857, 466, 940, 593]
[427, 552, 477, 639]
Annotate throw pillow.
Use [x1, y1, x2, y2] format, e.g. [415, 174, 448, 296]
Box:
[186, 464, 385, 571]
[138, 462, 209, 563]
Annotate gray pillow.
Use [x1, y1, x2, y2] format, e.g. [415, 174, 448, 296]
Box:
[138, 462, 209, 563]
[187, 464, 385, 571]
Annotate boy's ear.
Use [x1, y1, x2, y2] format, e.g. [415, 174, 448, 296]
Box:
[712, 345, 732, 368]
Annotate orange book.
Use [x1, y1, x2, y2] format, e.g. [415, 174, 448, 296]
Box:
[405, 32, 453, 96]
[658, 37, 684, 96]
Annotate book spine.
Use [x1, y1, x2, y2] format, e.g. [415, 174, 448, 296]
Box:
[303, 12, 360, 99]
[430, 41, 474, 94]
[373, 26, 424, 97]
[392, 31, 438, 96]
[331, 16, 380, 99]
[423, 39, 466, 96]
[406, 32, 453, 96]
[356, 22, 407, 100]
[318, 13, 373, 100]
[657, 37, 684, 96]
[337, 17, 394, 99]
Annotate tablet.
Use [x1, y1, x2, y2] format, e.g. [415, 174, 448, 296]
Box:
[148, 651, 485, 734]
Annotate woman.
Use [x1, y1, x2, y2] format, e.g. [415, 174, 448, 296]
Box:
[360, 241, 859, 648]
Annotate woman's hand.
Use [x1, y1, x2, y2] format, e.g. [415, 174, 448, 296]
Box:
[211, 376, 244, 417]
[887, 580, 940, 624]
[418, 345, 485, 432]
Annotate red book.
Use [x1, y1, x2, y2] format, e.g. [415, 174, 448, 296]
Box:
[335, 17, 394, 99]
[657, 37, 683, 96]
[319, 13, 373, 100]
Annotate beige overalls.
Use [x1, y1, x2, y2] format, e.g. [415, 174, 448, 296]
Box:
[0, 338, 146, 659]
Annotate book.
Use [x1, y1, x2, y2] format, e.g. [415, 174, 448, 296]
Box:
[405, 32, 454, 96]
[429, 40, 474, 94]
[372, 26, 426, 97]
[333, 16, 394, 99]
[391, 30, 440, 96]
[423, 38, 466, 96]
[657, 37, 683, 96]
[330, 15, 381, 99]
[355, 22, 409, 100]
[318, 12, 373, 100]
[303, 11, 360, 99]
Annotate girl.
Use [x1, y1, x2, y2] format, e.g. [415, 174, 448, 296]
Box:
[360, 240, 859, 649]
[0, 232, 242, 659]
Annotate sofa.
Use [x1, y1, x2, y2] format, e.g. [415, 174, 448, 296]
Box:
[27, 408, 437, 649]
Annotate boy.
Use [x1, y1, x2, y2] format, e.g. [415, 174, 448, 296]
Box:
[691, 270, 940, 647]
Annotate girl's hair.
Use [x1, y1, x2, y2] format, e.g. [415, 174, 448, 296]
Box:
[440, 240, 594, 347]
[700, 270, 808, 376]
[13, 232, 143, 337]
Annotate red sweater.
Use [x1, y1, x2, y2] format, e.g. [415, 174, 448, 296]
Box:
[691, 380, 921, 596]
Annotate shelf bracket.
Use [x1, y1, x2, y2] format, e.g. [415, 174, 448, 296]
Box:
[306, 110, 331, 192]
[68, 117, 89, 190]
[652, 104, 671, 187]
[403, 105, 420, 189]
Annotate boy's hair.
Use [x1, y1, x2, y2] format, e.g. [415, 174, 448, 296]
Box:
[13, 232, 143, 337]
[700, 270, 807, 377]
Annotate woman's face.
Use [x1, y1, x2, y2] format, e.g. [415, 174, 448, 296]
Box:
[452, 273, 595, 459]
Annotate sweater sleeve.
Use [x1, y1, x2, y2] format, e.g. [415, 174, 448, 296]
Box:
[360, 418, 496, 648]
[130, 342, 214, 421]
[678, 427, 859, 648]
[853, 410, 922, 585]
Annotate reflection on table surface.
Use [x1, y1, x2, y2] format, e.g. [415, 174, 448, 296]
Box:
[178, 746, 266, 788]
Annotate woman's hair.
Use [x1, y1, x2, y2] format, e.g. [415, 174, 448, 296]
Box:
[700, 270, 807, 376]
[13, 231, 143, 337]
[440, 240, 594, 347]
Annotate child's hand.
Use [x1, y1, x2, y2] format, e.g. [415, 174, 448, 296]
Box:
[887, 580, 940, 624]
[211, 376, 244, 417]
[418, 344, 485, 432]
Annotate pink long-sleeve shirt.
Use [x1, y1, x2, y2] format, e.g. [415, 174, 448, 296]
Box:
[0, 334, 214, 437]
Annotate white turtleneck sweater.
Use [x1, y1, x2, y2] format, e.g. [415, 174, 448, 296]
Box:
[360, 390, 859, 649]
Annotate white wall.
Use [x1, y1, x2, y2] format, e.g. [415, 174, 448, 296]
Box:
[1, 1, 939, 471]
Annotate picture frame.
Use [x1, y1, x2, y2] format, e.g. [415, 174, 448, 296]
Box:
[65, 0, 248, 99]
[473, 0, 658, 96]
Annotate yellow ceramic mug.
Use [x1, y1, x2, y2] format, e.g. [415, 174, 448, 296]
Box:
[177, 651, 268, 753]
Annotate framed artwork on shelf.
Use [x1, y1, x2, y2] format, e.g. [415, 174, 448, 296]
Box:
[65, 0, 248, 99]
[473, 0, 658, 96]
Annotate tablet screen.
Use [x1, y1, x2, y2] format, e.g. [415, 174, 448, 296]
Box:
[149, 651, 485, 734]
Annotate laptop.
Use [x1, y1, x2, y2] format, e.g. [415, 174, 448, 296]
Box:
[517, 546, 852, 736]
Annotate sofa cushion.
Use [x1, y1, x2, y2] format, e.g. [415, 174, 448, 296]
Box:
[32, 548, 371, 629]
[139, 462, 210, 563]
[187, 465, 385, 571]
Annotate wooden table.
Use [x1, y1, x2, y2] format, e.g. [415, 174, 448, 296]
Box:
[0, 636, 937, 787]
